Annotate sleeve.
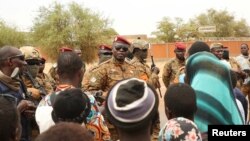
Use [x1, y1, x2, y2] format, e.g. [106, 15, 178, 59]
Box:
[162, 61, 172, 88]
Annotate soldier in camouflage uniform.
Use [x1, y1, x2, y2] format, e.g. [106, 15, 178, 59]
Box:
[162, 42, 186, 88]
[82, 44, 112, 90]
[86, 36, 139, 141]
[37, 57, 56, 91]
[19, 46, 53, 140]
[130, 38, 160, 88]
[20, 46, 53, 99]
[130, 38, 161, 141]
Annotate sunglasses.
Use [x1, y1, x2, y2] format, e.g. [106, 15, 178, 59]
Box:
[0, 94, 18, 105]
[102, 52, 113, 56]
[26, 59, 41, 65]
[114, 45, 128, 51]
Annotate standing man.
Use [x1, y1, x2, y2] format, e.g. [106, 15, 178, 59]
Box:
[210, 43, 223, 60]
[0, 46, 36, 141]
[130, 39, 160, 89]
[82, 44, 112, 90]
[98, 44, 112, 64]
[48, 47, 73, 85]
[86, 35, 139, 140]
[130, 38, 161, 141]
[235, 43, 250, 71]
[37, 57, 56, 91]
[162, 42, 186, 88]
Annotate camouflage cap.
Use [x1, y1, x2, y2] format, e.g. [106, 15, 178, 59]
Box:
[19, 46, 40, 60]
[131, 39, 149, 52]
[210, 43, 223, 50]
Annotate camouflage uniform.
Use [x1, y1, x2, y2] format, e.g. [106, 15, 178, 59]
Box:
[162, 58, 185, 88]
[83, 45, 112, 90]
[37, 72, 55, 93]
[20, 46, 52, 140]
[130, 39, 160, 141]
[48, 63, 59, 86]
[87, 57, 139, 140]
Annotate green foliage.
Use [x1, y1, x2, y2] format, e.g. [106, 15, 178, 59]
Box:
[31, 2, 117, 62]
[0, 20, 26, 47]
[153, 9, 250, 42]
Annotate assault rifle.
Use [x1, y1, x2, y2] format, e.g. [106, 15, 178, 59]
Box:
[23, 69, 47, 97]
[150, 56, 162, 98]
[11, 67, 37, 105]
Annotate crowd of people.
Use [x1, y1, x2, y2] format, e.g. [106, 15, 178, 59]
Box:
[0, 35, 249, 141]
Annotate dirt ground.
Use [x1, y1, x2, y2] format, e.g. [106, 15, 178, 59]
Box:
[44, 60, 168, 127]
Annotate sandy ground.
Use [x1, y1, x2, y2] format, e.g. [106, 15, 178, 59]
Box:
[44, 60, 168, 128]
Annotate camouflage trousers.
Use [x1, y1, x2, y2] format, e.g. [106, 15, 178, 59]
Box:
[151, 116, 160, 141]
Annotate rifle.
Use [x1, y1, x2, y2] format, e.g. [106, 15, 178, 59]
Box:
[151, 55, 156, 70]
[150, 56, 162, 98]
[11, 67, 37, 104]
[23, 68, 47, 97]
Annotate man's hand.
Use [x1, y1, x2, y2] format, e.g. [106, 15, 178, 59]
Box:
[17, 100, 36, 113]
[151, 66, 160, 75]
[27, 87, 41, 100]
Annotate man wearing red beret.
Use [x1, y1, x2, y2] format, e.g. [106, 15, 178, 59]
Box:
[98, 44, 112, 64]
[82, 44, 112, 90]
[59, 47, 73, 52]
[162, 42, 186, 88]
[85, 35, 140, 140]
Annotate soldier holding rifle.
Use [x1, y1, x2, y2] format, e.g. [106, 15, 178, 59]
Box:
[129, 38, 161, 141]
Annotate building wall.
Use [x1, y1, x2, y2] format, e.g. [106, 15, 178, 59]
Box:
[150, 41, 250, 60]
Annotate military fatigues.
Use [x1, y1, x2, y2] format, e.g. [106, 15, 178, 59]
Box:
[87, 57, 139, 141]
[130, 39, 161, 141]
[48, 63, 59, 86]
[82, 64, 100, 90]
[129, 57, 161, 141]
[162, 58, 185, 88]
[37, 72, 55, 93]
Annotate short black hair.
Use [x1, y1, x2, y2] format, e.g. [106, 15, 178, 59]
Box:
[57, 52, 84, 78]
[52, 88, 91, 124]
[164, 83, 197, 120]
[188, 41, 210, 57]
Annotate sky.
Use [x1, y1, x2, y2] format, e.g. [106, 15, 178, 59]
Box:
[0, 0, 249, 37]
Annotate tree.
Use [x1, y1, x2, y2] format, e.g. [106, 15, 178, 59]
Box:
[0, 20, 26, 47]
[153, 9, 250, 42]
[152, 17, 199, 42]
[151, 17, 176, 42]
[31, 2, 117, 62]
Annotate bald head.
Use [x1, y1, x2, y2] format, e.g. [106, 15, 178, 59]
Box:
[0, 46, 21, 60]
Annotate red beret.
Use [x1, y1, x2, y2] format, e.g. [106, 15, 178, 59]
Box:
[59, 47, 73, 52]
[175, 42, 186, 50]
[99, 44, 112, 51]
[113, 36, 131, 45]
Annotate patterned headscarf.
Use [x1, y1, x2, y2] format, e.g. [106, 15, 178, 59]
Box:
[159, 117, 202, 141]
